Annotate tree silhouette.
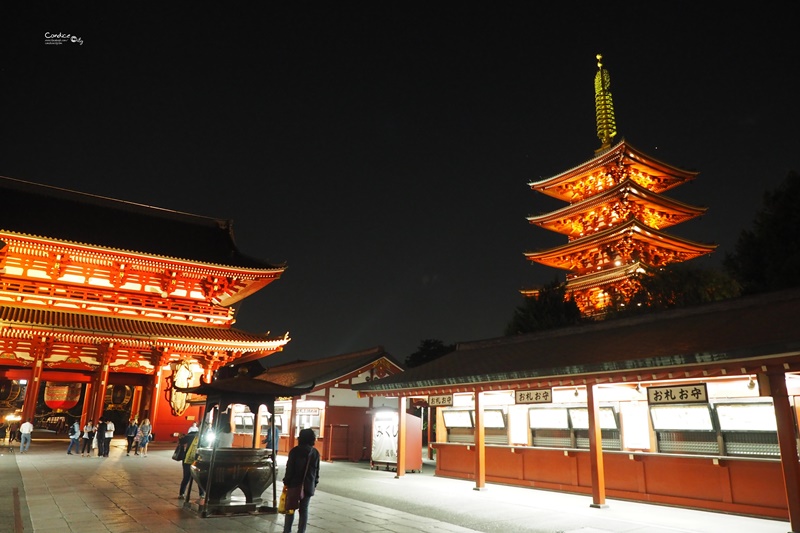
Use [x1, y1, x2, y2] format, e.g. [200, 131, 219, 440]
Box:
[505, 279, 581, 335]
[620, 265, 740, 314]
[725, 171, 800, 294]
[405, 339, 456, 368]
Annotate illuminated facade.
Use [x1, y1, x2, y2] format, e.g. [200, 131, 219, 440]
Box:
[0, 176, 290, 437]
[524, 56, 716, 314]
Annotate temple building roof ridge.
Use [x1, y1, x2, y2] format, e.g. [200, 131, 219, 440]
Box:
[353, 288, 800, 395]
[0, 304, 290, 347]
[257, 346, 403, 389]
[0, 175, 284, 271]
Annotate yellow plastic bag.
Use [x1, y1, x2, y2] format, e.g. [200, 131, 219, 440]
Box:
[278, 486, 293, 514]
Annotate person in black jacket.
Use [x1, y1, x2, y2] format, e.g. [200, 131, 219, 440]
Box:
[95, 418, 107, 457]
[282, 428, 320, 533]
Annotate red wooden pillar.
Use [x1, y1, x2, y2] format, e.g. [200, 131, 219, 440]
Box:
[473, 391, 486, 491]
[766, 368, 800, 533]
[427, 406, 434, 460]
[81, 381, 95, 426]
[395, 397, 407, 478]
[22, 337, 49, 422]
[287, 397, 298, 450]
[587, 384, 607, 508]
[149, 358, 167, 429]
[90, 344, 113, 424]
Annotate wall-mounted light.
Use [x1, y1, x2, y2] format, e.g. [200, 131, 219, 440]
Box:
[747, 376, 756, 390]
[574, 387, 579, 397]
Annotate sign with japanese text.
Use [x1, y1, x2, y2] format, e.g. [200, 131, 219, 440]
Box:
[372, 411, 399, 464]
[515, 388, 553, 404]
[647, 383, 708, 405]
[428, 394, 453, 407]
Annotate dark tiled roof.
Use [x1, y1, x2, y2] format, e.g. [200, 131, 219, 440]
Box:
[178, 376, 313, 397]
[257, 346, 402, 389]
[354, 289, 800, 393]
[0, 176, 283, 270]
[0, 305, 285, 345]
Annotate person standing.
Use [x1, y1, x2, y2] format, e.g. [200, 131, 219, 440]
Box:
[264, 415, 282, 454]
[137, 418, 152, 457]
[282, 428, 320, 533]
[178, 431, 205, 499]
[125, 419, 139, 456]
[81, 420, 95, 457]
[0, 422, 6, 444]
[19, 418, 34, 454]
[95, 418, 107, 457]
[103, 418, 115, 457]
[66, 420, 81, 455]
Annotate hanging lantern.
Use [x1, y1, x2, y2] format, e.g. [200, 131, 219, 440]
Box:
[104, 384, 133, 410]
[0, 380, 22, 407]
[44, 382, 83, 411]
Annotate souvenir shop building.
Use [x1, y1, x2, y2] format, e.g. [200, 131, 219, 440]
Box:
[240, 347, 405, 461]
[354, 288, 800, 532]
[0, 176, 291, 438]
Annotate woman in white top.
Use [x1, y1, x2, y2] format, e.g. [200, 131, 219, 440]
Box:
[137, 419, 153, 457]
[103, 419, 115, 457]
[81, 421, 95, 457]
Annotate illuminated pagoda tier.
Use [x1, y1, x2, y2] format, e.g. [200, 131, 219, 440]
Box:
[523, 56, 716, 314]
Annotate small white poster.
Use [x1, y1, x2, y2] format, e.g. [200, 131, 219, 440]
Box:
[371, 411, 398, 465]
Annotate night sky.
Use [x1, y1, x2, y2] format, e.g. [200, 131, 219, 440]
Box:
[1, 4, 798, 362]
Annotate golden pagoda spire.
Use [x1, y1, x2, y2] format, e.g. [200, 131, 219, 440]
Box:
[594, 54, 617, 153]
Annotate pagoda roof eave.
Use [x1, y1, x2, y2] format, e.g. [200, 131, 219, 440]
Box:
[528, 139, 698, 193]
[565, 262, 648, 291]
[526, 180, 707, 228]
[524, 218, 717, 266]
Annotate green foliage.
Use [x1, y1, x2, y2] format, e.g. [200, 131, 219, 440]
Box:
[505, 279, 581, 335]
[724, 171, 800, 294]
[405, 338, 456, 368]
[621, 265, 741, 314]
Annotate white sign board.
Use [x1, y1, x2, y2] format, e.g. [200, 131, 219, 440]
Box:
[371, 411, 398, 465]
[515, 389, 553, 404]
[647, 383, 708, 404]
[428, 394, 453, 407]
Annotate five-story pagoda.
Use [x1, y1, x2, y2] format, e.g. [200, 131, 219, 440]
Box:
[524, 56, 716, 315]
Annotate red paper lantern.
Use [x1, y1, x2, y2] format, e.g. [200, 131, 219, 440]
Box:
[44, 382, 82, 411]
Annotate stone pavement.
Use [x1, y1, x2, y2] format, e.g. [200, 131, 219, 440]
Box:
[0, 435, 793, 532]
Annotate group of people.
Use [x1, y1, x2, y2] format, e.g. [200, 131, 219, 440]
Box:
[65, 417, 115, 457]
[123, 418, 154, 456]
[11, 411, 319, 532]
[63, 417, 153, 457]
[170, 419, 319, 533]
[0, 421, 21, 444]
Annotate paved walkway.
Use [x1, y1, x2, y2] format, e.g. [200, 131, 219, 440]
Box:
[0, 436, 793, 532]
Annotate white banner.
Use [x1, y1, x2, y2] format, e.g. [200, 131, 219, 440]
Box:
[371, 412, 398, 464]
